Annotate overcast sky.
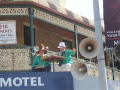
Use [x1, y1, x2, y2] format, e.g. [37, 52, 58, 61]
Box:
[66, 0, 103, 20]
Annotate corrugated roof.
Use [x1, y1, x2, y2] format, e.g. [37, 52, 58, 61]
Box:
[37, 0, 95, 26]
[0, 0, 104, 31]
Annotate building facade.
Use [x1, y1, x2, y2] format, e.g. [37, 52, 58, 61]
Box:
[0, 0, 119, 82]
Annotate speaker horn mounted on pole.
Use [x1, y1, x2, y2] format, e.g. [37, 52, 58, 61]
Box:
[71, 38, 100, 80]
[79, 38, 100, 58]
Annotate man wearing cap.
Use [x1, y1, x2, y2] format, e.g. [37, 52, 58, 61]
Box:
[32, 44, 51, 72]
[55, 42, 76, 71]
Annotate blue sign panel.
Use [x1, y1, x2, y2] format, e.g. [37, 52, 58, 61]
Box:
[74, 75, 120, 90]
[108, 79, 120, 90]
[0, 72, 74, 90]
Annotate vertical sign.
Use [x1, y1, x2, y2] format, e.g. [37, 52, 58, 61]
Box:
[0, 20, 16, 44]
[104, 0, 120, 48]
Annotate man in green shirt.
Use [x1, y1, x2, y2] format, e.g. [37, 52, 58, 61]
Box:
[55, 42, 76, 71]
[32, 44, 51, 72]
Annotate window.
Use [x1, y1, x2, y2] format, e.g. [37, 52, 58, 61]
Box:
[110, 55, 120, 70]
[62, 39, 72, 49]
[24, 25, 35, 46]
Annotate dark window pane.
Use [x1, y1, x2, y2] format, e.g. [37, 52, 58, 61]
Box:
[24, 25, 35, 46]
[62, 39, 72, 49]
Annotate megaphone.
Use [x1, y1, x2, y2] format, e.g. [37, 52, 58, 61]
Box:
[114, 43, 120, 61]
[79, 38, 100, 58]
[71, 60, 89, 80]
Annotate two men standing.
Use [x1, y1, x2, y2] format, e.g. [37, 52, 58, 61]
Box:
[32, 42, 76, 72]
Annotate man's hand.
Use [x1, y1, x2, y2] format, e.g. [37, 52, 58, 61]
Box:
[72, 48, 76, 52]
[41, 65, 45, 68]
[35, 66, 38, 69]
[35, 66, 42, 69]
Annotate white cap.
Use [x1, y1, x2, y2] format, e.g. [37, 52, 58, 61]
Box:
[57, 42, 66, 48]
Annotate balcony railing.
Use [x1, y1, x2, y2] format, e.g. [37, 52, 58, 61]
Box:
[0, 47, 119, 81]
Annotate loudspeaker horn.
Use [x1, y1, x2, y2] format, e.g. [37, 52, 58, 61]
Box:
[79, 38, 100, 58]
[114, 43, 120, 61]
[71, 60, 89, 80]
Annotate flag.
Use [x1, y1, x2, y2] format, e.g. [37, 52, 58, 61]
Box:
[104, 0, 120, 48]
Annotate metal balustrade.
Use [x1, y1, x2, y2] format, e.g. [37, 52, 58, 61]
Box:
[0, 48, 119, 81]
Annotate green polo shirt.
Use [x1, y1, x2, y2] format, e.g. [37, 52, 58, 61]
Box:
[32, 55, 51, 67]
[57, 50, 75, 64]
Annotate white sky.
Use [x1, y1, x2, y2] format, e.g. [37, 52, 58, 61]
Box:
[66, 0, 103, 20]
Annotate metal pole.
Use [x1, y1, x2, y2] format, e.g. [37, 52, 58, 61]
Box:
[74, 24, 79, 59]
[93, 0, 108, 90]
[110, 50, 115, 80]
[29, 6, 34, 63]
[111, 54, 115, 80]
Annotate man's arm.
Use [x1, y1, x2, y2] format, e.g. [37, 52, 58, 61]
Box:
[32, 57, 38, 67]
[66, 48, 76, 55]
[44, 61, 51, 67]
[72, 48, 76, 52]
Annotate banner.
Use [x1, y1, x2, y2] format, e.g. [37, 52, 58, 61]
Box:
[104, 0, 120, 48]
[0, 20, 17, 44]
[0, 72, 74, 90]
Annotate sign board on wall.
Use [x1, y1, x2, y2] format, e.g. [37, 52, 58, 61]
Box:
[0, 20, 17, 44]
[0, 72, 74, 90]
[0, 72, 120, 90]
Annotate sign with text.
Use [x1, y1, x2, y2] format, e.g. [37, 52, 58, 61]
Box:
[0, 20, 17, 44]
[104, 0, 120, 47]
[0, 72, 74, 90]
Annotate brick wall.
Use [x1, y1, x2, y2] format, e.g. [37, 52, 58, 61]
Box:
[0, 17, 110, 66]
[62, 29, 74, 39]
[0, 17, 67, 52]
[0, 17, 84, 55]
[34, 19, 62, 51]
